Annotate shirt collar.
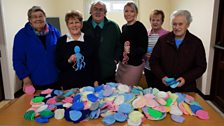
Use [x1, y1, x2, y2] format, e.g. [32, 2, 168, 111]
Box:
[66, 32, 84, 42]
[32, 23, 49, 36]
[92, 20, 104, 29]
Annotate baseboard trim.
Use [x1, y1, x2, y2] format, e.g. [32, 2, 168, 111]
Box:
[14, 88, 23, 98]
[196, 89, 211, 100]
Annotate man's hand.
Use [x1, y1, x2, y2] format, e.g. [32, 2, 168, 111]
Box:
[94, 81, 99, 87]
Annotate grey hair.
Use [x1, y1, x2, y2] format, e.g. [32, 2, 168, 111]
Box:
[27, 6, 46, 19]
[90, 1, 107, 14]
[170, 10, 192, 25]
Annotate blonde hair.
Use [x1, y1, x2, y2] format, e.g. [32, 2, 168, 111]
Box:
[150, 10, 165, 23]
[124, 2, 138, 13]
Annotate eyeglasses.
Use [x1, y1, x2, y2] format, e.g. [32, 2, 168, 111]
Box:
[30, 14, 45, 20]
[92, 7, 105, 13]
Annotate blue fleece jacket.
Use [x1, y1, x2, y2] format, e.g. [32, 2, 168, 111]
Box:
[13, 22, 60, 86]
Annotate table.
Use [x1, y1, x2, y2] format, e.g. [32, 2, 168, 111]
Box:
[0, 92, 223, 126]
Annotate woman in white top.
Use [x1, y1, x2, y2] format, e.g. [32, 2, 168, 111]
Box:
[56, 10, 98, 89]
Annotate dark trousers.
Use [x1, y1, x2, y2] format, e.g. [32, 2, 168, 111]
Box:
[98, 74, 116, 85]
[33, 81, 61, 90]
[144, 68, 156, 88]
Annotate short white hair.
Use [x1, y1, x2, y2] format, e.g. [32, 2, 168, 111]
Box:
[90, 1, 107, 14]
[170, 10, 192, 25]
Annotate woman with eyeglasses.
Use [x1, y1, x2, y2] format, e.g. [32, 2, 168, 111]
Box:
[13, 6, 61, 93]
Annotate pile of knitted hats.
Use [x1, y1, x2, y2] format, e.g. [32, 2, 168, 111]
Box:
[24, 82, 209, 125]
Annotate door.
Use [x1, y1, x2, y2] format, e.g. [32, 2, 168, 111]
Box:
[210, 0, 224, 113]
[0, 57, 4, 101]
[0, 0, 4, 101]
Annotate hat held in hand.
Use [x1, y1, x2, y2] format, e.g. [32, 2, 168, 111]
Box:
[24, 85, 36, 95]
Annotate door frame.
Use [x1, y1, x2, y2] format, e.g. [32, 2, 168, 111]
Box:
[0, 0, 14, 99]
[210, 0, 224, 113]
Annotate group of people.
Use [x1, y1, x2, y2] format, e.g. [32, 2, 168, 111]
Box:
[13, 1, 207, 93]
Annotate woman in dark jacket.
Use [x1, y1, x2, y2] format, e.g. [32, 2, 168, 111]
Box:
[150, 10, 207, 92]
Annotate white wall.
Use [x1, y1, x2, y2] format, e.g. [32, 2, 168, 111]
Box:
[54, 0, 84, 34]
[139, 0, 171, 31]
[96, 0, 172, 31]
[0, 0, 219, 99]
